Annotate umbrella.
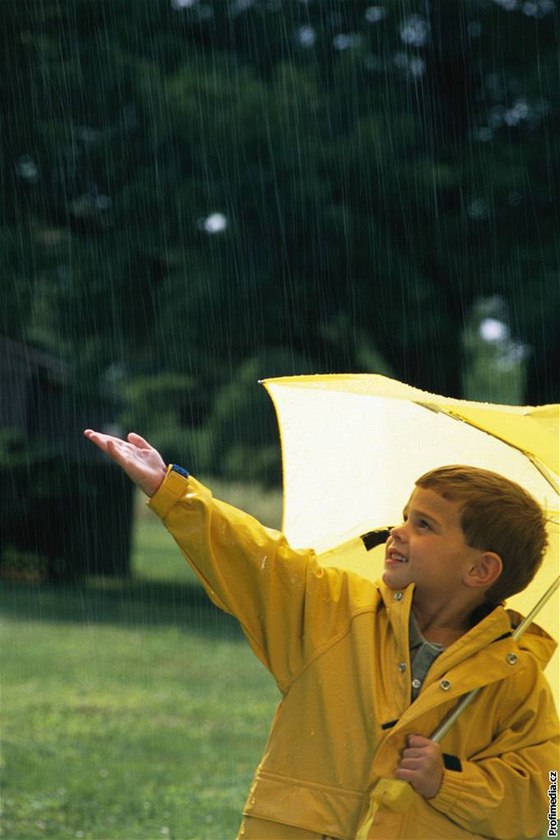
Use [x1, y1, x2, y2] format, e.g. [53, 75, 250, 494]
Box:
[262, 374, 559, 706]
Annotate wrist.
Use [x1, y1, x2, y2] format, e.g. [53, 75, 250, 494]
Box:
[425, 771, 444, 799]
[143, 465, 168, 497]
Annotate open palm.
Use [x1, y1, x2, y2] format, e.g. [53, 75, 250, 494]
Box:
[83, 430, 167, 497]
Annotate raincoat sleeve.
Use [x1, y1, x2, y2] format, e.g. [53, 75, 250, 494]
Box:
[428, 657, 559, 840]
[148, 471, 358, 689]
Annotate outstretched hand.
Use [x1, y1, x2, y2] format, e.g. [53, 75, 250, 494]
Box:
[83, 430, 167, 497]
[394, 734, 444, 799]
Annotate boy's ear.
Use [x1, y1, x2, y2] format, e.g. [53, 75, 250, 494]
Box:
[465, 551, 503, 589]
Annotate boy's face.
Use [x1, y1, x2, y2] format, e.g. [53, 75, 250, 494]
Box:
[383, 486, 485, 601]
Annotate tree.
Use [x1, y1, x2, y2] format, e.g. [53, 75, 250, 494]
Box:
[1, 0, 558, 481]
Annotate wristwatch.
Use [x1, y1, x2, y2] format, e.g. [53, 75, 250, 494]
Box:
[170, 464, 189, 478]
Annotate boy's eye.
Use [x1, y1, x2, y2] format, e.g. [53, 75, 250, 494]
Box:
[401, 512, 432, 530]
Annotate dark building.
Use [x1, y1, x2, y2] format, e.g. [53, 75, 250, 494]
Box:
[0, 336, 133, 581]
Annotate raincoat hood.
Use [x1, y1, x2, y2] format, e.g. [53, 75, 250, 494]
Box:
[506, 609, 557, 669]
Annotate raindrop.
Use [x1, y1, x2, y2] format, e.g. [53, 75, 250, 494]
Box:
[365, 6, 388, 24]
[333, 33, 361, 51]
[393, 52, 409, 69]
[229, 0, 255, 15]
[503, 99, 530, 126]
[521, 0, 554, 15]
[16, 154, 39, 183]
[198, 212, 228, 234]
[95, 195, 112, 211]
[75, 126, 100, 146]
[492, 0, 518, 10]
[479, 318, 510, 342]
[496, 342, 530, 367]
[296, 25, 317, 49]
[408, 57, 425, 78]
[69, 190, 112, 220]
[475, 127, 493, 142]
[393, 52, 425, 78]
[399, 15, 430, 48]
[488, 106, 506, 129]
[467, 198, 490, 220]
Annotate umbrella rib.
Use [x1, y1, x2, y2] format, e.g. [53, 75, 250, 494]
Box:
[416, 402, 559, 496]
[526, 455, 560, 497]
[510, 576, 560, 640]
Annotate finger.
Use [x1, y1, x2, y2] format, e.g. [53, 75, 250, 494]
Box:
[395, 767, 416, 782]
[399, 757, 423, 770]
[83, 429, 114, 452]
[407, 734, 432, 748]
[403, 746, 430, 757]
[84, 429, 122, 445]
[105, 438, 123, 457]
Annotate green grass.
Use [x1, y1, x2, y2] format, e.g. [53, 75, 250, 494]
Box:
[1, 482, 283, 840]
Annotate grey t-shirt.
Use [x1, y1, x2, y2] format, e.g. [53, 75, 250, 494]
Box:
[409, 611, 445, 701]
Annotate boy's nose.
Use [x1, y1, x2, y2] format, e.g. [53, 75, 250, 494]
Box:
[390, 523, 405, 541]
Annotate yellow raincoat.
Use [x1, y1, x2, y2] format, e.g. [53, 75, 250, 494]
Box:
[149, 470, 559, 840]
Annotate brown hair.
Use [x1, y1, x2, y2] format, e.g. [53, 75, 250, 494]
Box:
[415, 465, 548, 603]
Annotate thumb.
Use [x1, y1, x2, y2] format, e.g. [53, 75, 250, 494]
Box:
[127, 432, 154, 450]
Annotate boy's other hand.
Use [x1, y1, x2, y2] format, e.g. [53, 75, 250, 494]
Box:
[395, 734, 444, 799]
[83, 430, 167, 497]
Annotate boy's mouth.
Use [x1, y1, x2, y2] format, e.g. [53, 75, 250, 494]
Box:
[387, 549, 408, 563]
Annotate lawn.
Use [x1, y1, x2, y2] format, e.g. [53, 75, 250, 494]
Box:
[1, 481, 282, 840]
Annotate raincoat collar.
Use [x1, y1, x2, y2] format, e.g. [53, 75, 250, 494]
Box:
[376, 580, 557, 671]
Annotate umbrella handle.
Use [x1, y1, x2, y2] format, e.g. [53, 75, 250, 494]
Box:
[355, 778, 416, 837]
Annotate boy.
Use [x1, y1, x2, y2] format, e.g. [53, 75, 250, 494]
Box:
[83, 429, 559, 839]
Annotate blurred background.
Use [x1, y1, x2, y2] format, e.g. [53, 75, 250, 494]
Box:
[1, 1, 558, 837]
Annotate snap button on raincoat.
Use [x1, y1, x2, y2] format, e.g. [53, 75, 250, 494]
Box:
[149, 472, 559, 840]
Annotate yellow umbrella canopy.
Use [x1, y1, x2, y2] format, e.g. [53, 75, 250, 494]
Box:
[262, 374, 559, 705]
